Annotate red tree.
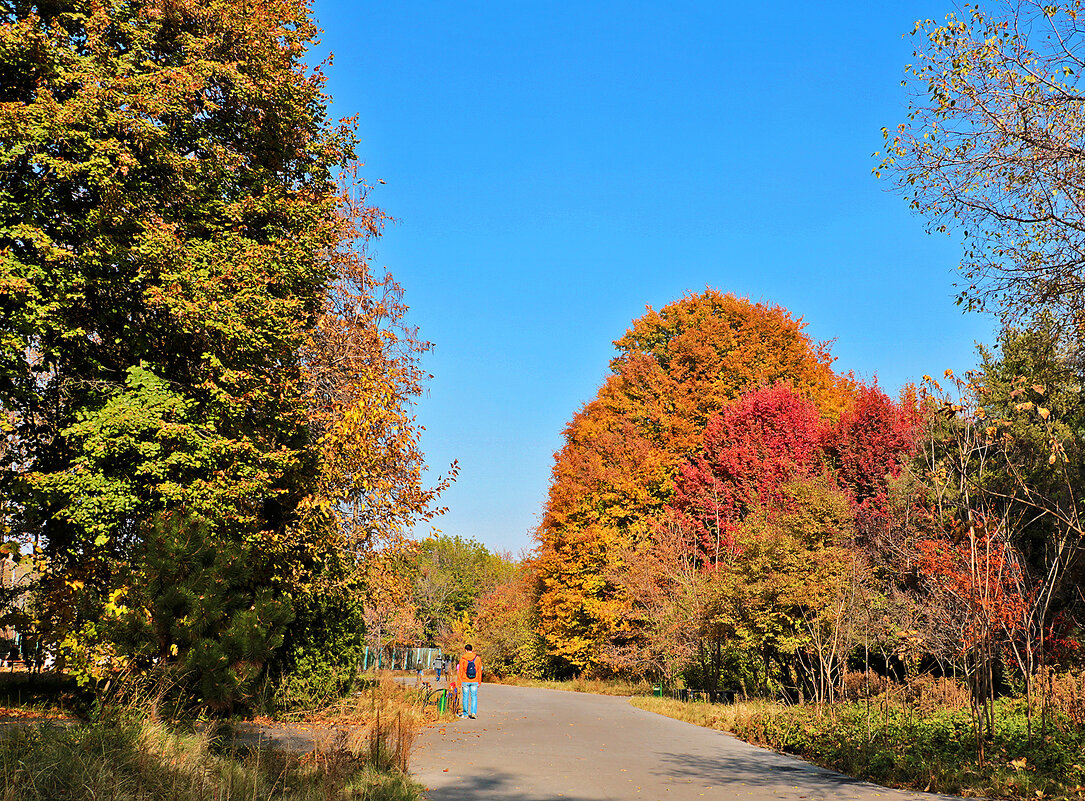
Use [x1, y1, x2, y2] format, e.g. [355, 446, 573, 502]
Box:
[673, 385, 828, 558]
[674, 383, 922, 559]
[828, 383, 922, 526]
[916, 514, 1032, 753]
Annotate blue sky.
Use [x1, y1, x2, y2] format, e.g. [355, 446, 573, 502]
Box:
[310, 1, 997, 554]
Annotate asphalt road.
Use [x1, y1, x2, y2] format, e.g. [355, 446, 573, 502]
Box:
[412, 684, 959, 801]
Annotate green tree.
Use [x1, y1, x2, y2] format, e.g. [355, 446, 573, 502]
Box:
[410, 534, 516, 643]
[915, 320, 1085, 739]
[0, 0, 433, 706]
[705, 477, 857, 701]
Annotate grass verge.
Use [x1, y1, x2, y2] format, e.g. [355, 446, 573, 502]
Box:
[631, 696, 1085, 799]
[488, 675, 653, 696]
[0, 675, 432, 800]
[0, 715, 425, 801]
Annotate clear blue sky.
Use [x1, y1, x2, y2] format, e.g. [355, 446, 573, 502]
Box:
[310, 1, 997, 555]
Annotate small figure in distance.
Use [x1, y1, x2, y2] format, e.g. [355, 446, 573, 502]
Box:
[435, 655, 444, 683]
[457, 643, 482, 719]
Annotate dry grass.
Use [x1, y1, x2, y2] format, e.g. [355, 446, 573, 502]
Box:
[265, 674, 442, 776]
[0, 715, 425, 801]
[0, 675, 431, 801]
[1044, 668, 1085, 727]
[288, 675, 434, 727]
[489, 675, 654, 697]
[630, 695, 781, 731]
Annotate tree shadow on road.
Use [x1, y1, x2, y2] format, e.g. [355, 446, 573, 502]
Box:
[420, 768, 607, 801]
[652, 748, 943, 801]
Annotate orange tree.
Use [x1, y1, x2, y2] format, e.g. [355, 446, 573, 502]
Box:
[534, 291, 853, 675]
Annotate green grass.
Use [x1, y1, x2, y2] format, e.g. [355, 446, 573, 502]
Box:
[632, 695, 1085, 799]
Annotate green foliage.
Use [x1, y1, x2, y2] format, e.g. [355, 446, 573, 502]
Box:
[975, 317, 1085, 540]
[635, 694, 1085, 800]
[701, 477, 857, 696]
[680, 645, 760, 698]
[915, 319, 1085, 697]
[91, 513, 293, 711]
[30, 367, 233, 547]
[0, 0, 446, 712]
[739, 701, 1085, 798]
[1, 0, 349, 560]
[273, 570, 368, 713]
[410, 534, 516, 642]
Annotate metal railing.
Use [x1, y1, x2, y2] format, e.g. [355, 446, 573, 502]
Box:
[361, 646, 443, 671]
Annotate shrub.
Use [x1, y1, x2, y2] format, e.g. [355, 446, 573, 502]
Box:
[839, 670, 888, 701]
[633, 693, 1085, 800]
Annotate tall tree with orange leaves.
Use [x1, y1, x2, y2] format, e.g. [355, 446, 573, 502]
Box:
[535, 291, 854, 675]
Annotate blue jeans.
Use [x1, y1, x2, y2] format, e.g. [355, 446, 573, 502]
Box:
[462, 681, 478, 716]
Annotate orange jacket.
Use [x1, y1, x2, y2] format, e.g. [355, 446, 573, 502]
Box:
[457, 650, 481, 684]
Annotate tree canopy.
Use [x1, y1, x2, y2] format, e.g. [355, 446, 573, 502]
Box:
[534, 290, 855, 673]
[0, 0, 446, 707]
[881, 0, 1085, 332]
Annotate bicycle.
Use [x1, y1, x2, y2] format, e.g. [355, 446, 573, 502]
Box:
[420, 683, 455, 714]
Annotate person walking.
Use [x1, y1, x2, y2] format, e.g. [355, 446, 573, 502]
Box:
[457, 644, 482, 719]
[435, 656, 443, 682]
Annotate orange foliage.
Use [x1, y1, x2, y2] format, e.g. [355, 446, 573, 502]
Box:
[917, 516, 1031, 652]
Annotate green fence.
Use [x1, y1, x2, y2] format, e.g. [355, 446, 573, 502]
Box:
[362, 646, 442, 671]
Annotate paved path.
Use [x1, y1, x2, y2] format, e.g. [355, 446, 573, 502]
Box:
[412, 684, 958, 801]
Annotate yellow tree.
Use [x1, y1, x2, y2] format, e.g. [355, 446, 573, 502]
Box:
[299, 176, 457, 568]
[280, 176, 456, 688]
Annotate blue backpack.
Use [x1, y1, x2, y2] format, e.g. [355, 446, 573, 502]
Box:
[465, 657, 477, 679]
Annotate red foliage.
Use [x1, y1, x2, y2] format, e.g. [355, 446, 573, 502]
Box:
[673, 383, 923, 556]
[916, 520, 1030, 651]
[673, 385, 828, 551]
[1043, 611, 1082, 665]
[829, 383, 922, 522]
